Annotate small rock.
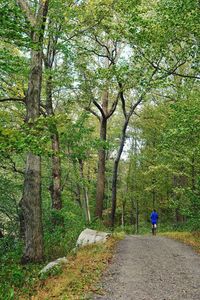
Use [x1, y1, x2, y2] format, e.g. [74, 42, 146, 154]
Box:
[39, 257, 68, 275]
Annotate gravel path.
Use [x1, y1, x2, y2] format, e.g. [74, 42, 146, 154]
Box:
[92, 235, 200, 300]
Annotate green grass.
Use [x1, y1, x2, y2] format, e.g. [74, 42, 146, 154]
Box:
[29, 236, 120, 300]
[0, 233, 122, 300]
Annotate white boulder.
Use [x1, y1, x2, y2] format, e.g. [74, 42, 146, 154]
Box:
[40, 257, 68, 275]
[76, 228, 110, 247]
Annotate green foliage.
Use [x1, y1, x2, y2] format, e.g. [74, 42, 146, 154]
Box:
[0, 237, 40, 300]
[0, 175, 22, 235]
[0, 0, 30, 47]
[43, 201, 86, 260]
[182, 180, 200, 231]
[162, 89, 200, 153]
[0, 200, 86, 299]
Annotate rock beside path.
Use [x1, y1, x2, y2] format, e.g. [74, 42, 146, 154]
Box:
[39, 228, 110, 276]
[76, 228, 110, 247]
[40, 257, 68, 275]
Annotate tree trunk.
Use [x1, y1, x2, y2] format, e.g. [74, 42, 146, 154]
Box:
[21, 153, 43, 263]
[111, 119, 129, 227]
[18, 198, 25, 239]
[51, 131, 62, 209]
[121, 200, 125, 228]
[20, 0, 49, 263]
[45, 58, 62, 210]
[95, 116, 107, 218]
[0, 229, 4, 238]
[83, 187, 91, 223]
[79, 159, 91, 223]
[21, 48, 43, 263]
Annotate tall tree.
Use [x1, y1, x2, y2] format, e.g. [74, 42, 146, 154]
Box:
[44, 20, 62, 210]
[110, 71, 157, 227]
[76, 38, 120, 219]
[17, 0, 49, 263]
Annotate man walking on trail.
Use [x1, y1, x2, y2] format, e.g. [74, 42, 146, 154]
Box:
[150, 209, 158, 235]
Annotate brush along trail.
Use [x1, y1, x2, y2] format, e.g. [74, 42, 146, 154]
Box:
[92, 235, 200, 300]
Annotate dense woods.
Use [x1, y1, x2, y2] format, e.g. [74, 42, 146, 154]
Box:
[0, 0, 199, 298]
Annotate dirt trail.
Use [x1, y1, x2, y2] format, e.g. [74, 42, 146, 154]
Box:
[92, 235, 200, 300]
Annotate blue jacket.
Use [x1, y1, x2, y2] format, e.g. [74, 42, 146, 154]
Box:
[150, 211, 158, 224]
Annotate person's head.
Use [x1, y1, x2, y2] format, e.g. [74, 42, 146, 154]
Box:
[153, 209, 156, 212]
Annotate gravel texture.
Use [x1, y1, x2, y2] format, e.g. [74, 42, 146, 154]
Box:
[92, 235, 200, 300]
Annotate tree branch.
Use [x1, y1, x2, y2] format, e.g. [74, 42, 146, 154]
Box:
[152, 60, 200, 80]
[165, 71, 200, 80]
[94, 35, 111, 56]
[106, 92, 120, 119]
[86, 48, 110, 60]
[93, 99, 106, 119]
[0, 97, 25, 103]
[85, 107, 100, 121]
[118, 82, 127, 118]
[129, 65, 159, 119]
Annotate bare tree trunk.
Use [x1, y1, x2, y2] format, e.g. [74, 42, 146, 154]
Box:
[0, 229, 4, 238]
[45, 41, 62, 210]
[51, 131, 62, 209]
[18, 0, 49, 263]
[121, 200, 125, 228]
[21, 48, 43, 263]
[21, 48, 43, 262]
[84, 187, 91, 223]
[46, 75, 62, 209]
[111, 119, 129, 227]
[95, 116, 107, 218]
[79, 159, 91, 223]
[22, 154, 43, 263]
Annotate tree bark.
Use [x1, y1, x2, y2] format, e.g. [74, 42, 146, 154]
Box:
[83, 187, 91, 223]
[21, 154, 43, 263]
[21, 49, 43, 263]
[79, 159, 91, 223]
[19, 0, 49, 263]
[0, 229, 4, 238]
[111, 119, 129, 227]
[46, 74, 62, 210]
[44, 19, 62, 210]
[95, 116, 107, 218]
[121, 200, 125, 228]
[51, 131, 62, 209]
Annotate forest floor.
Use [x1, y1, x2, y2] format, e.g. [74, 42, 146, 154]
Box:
[92, 235, 200, 300]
